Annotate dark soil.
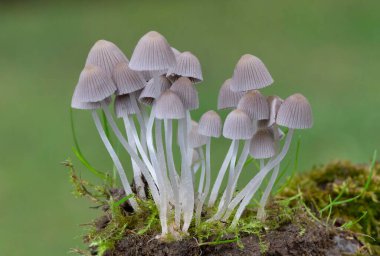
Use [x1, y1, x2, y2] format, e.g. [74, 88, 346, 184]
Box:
[101, 220, 363, 256]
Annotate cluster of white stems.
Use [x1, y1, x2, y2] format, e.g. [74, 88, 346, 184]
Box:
[71, 31, 313, 237]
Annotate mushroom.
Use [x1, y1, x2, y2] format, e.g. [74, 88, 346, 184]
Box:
[237, 90, 270, 121]
[139, 76, 172, 105]
[209, 109, 255, 221]
[154, 90, 186, 229]
[217, 78, 245, 110]
[230, 54, 273, 92]
[167, 51, 203, 83]
[227, 93, 313, 227]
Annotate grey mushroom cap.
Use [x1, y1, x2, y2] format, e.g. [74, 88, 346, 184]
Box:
[167, 51, 203, 83]
[223, 109, 256, 140]
[170, 77, 199, 110]
[230, 54, 274, 92]
[71, 65, 116, 105]
[154, 90, 186, 120]
[85, 40, 128, 77]
[139, 76, 172, 105]
[172, 47, 181, 59]
[198, 110, 222, 138]
[237, 90, 270, 120]
[267, 95, 284, 127]
[114, 94, 139, 118]
[129, 31, 176, 71]
[249, 128, 276, 159]
[188, 121, 208, 148]
[71, 96, 112, 110]
[112, 62, 146, 95]
[276, 93, 313, 129]
[217, 78, 245, 110]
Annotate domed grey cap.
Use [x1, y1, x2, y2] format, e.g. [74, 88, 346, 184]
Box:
[223, 109, 256, 140]
[85, 40, 128, 77]
[250, 128, 276, 159]
[230, 54, 273, 92]
[188, 121, 208, 148]
[114, 94, 139, 118]
[154, 90, 186, 120]
[139, 76, 171, 105]
[267, 95, 284, 126]
[198, 110, 222, 138]
[112, 62, 146, 95]
[172, 47, 181, 59]
[276, 93, 313, 129]
[217, 79, 245, 110]
[71, 65, 116, 106]
[167, 51, 203, 83]
[129, 31, 176, 71]
[237, 90, 269, 120]
[170, 77, 199, 110]
[71, 97, 111, 110]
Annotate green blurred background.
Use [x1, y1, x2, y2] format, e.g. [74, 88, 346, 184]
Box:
[0, 1, 379, 255]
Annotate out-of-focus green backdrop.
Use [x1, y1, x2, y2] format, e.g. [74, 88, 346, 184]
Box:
[0, 1, 379, 255]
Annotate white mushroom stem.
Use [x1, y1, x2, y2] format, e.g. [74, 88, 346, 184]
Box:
[208, 139, 239, 222]
[260, 159, 265, 169]
[197, 147, 206, 195]
[125, 109, 169, 235]
[130, 95, 148, 154]
[178, 118, 194, 232]
[208, 142, 235, 207]
[91, 110, 139, 211]
[123, 116, 146, 199]
[164, 119, 181, 227]
[257, 125, 281, 221]
[224, 129, 294, 226]
[101, 103, 160, 204]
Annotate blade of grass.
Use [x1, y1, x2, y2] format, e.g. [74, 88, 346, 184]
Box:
[198, 238, 239, 246]
[113, 194, 134, 207]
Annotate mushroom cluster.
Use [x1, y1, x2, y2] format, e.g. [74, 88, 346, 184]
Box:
[71, 31, 313, 237]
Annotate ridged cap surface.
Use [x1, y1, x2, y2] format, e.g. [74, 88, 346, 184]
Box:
[139, 76, 171, 105]
[170, 77, 199, 110]
[230, 54, 273, 92]
[267, 95, 283, 126]
[167, 51, 203, 83]
[129, 31, 176, 71]
[112, 62, 146, 95]
[188, 121, 208, 148]
[223, 109, 256, 140]
[217, 79, 245, 110]
[250, 128, 276, 159]
[154, 90, 185, 119]
[71, 96, 111, 110]
[276, 93, 313, 129]
[114, 94, 139, 118]
[237, 90, 269, 120]
[198, 110, 222, 138]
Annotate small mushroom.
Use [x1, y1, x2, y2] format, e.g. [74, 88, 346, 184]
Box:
[237, 90, 270, 120]
[112, 62, 146, 95]
[167, 51, 203, 83]
[139, 76, 172, 105]
[249, 129, 276, 159]
[170, 77, 199, 111]
[230, 54, 273, 92]
[217, 78, 245, 110]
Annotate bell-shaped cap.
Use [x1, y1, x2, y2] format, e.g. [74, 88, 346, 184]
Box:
[276, 93, 313, 129]
[154, 90, 185, 120]
[170, 77, 199, 110]
[267, 95, 284, 126]
[188, 121, 208, 148]
[114, 94, 139, 118]
[71, 97, 111, 110]
[167, 51, 203, 83]
[112, 62, 146, 95]
[198, 110, 222, 138]
[230, 54, 273, 92]
[139, 76, 171, 105]
[129, 31, 176, 71]
[250, 128, 276, 159]
[85, 40, 128, 77]
[237, 90, 269, 120]
[223, 109, 256, 140]
[71, 65, 116, 105]
[217, 79, 245, 110]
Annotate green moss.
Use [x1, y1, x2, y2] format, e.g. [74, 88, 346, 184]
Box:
[279, 160, 380, 254]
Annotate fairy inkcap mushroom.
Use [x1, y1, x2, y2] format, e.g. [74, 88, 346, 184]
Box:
[154, 90, 186, 120]
[267, 95, 283, 127]
[139, 76, 172, 105]
[129, 31, 176, 72]
[170, 77, 199, 110]
[85, 40, 128, 77]
[237, 90, 270, 120]
[223, 109, 256, 140]
[217, 79, 245, 110]
[250, 128, 276, 159]
[198, 110, 222, 138]
[230, 54, 273, 92]
[71, 65, 116, 105]
[112, 62, 146, 95]
[167, 51, 203, 83]
[276, 93, 313, 129]
[188, 121, 208, 148]
[114, 94, 139, 118]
